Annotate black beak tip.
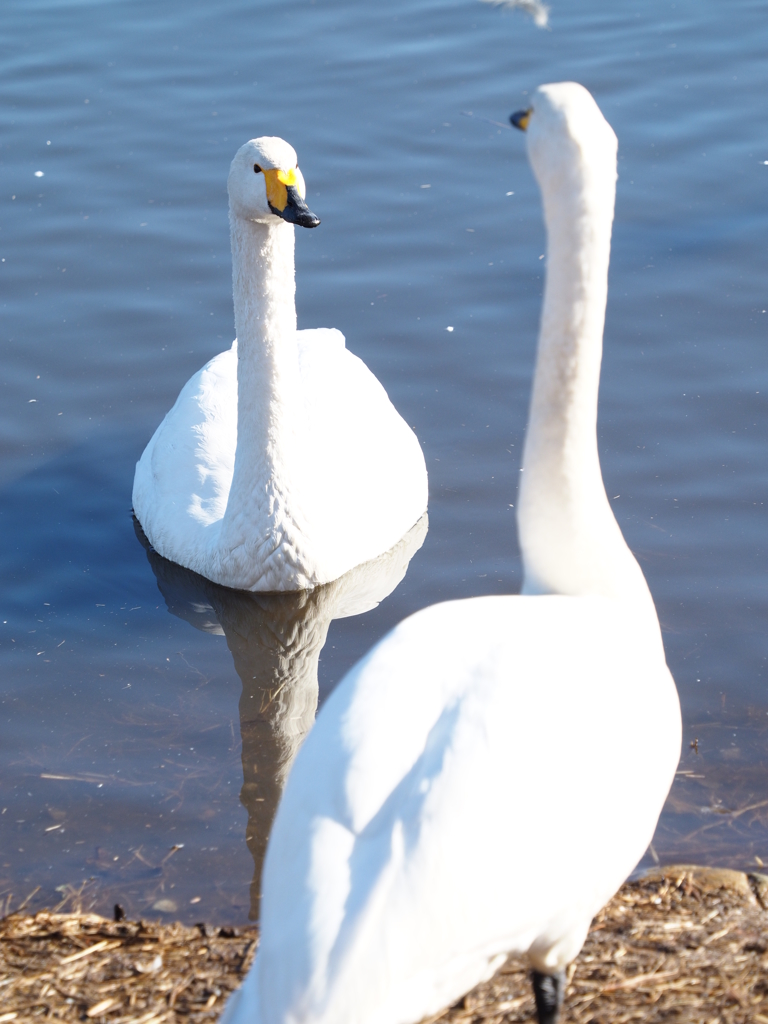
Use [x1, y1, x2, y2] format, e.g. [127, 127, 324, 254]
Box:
[269, 195, 321, 229]
[510, 109, 531, 131]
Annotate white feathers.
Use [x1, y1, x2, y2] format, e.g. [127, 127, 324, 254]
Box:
[220, 84, 681, 1024]
[132, 138, 428, 592]
[479, 0, 550, 30]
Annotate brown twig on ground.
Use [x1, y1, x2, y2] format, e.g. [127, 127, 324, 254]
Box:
[1, 865, 767, 1023]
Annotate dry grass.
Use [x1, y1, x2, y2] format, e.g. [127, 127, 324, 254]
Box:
[2, 865, 768, 1023]
[0, 910, 257, 1023]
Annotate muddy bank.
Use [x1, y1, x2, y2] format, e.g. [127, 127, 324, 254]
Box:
[1, 865, 767, 1023]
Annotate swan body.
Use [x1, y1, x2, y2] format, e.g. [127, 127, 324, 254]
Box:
[221, 84, 681, 1024]
[133, 137, 427, 592]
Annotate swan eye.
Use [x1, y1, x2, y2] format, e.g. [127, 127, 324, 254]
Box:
[254, 164, 262, 174]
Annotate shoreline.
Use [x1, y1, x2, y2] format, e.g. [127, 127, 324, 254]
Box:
[1, 865, 767, 1022]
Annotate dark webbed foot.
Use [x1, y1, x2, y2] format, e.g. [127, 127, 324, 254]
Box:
[531, 969, 566, 1024]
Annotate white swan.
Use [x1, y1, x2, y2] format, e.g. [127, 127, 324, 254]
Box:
[132, 137, 428, 592]
[220, 84, 682, 1024]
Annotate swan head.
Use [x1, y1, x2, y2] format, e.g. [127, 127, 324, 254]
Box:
[510, 82, 617, 200]
[228, 136, 320, 229]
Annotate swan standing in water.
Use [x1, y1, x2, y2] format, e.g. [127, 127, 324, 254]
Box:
[221, 84, 682, 1024]
[133, 137, 428, 592]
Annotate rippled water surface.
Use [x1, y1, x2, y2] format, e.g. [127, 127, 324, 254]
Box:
[2, 0, 768, 923]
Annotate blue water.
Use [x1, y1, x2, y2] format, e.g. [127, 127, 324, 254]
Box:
[2, 0, 768, 923]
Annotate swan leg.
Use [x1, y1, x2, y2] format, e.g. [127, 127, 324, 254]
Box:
[531, 969, 565, 1024]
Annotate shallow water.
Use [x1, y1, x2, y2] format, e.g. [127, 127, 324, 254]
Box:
[1, 0, 768, 924]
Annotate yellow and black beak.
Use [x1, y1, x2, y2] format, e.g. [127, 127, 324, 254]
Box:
[510, 108, 532, 132]
[263, 167, 320, 229]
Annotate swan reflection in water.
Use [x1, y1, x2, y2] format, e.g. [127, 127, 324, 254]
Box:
[134, 515, 427, 918]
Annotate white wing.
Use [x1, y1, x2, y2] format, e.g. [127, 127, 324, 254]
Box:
[133, 330, 427, 588]
[233, 595, 679, 1024]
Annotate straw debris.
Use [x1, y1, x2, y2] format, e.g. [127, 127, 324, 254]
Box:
[1, 865, 767, 1022]
[0, 909, 257, 1022]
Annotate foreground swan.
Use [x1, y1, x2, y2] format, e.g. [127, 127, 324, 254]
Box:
[133, 137, 428, 591]
[221, 84, 682, 1024]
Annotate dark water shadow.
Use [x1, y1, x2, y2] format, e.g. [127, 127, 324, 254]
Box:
[135, 515, 427, 919]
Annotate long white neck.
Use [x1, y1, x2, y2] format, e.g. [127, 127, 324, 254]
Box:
[217, 212, 314, 582]
[517, 129, 653, 608]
